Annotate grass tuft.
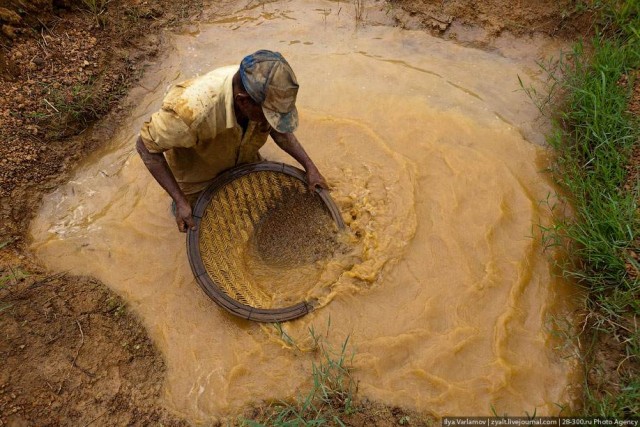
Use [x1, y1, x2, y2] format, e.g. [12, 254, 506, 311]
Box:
[526, 0, 640, 416]
[0, 267, 29, 314]
[241, 324, 357, 426]
[37, 75, 128, 138]
[79, 0, 111, 27]
[354, 0, 365, 27]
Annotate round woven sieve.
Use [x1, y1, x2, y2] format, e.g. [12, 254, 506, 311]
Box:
[186, 162, 344, 322]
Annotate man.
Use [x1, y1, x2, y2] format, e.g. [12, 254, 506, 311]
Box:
[136, 50, 328, 232]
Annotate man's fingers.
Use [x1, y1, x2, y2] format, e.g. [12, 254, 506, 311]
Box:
[311, 180, 329, 192]
[186, 215, 197, 231]
[175, 201, 196, 233]
[177, 216, 196, 233]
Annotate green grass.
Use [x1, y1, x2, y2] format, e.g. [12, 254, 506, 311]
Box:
[78, 0, 111, 26]
[0, 301, 11, 314]
[0, 268, 30, 287]
[81, 0, 110, 15]
[240, 325, 357, 426]
[531, 0, 640, 416]
[49, 82, 103, 124]
[38, 75, 128, 138]
[354, 0, 365, 27]
[0, 268, 29, 314]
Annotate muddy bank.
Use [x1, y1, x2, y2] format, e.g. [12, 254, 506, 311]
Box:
[0, 264, 189, 426]
[387, 0, 591, 38]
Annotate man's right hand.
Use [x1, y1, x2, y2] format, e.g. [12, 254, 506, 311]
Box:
[175, 200, 196, 233]
[136, 136, 197, 233]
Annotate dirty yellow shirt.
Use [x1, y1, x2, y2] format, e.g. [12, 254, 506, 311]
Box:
[139, 65, 271, 195]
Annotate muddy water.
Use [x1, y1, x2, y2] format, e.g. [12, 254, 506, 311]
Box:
[30, 0, 578, 420]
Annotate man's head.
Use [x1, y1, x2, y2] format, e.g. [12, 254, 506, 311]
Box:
[235, 50, 299, 133]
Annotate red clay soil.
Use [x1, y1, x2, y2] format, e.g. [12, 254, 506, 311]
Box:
[0, 0, 589, 425]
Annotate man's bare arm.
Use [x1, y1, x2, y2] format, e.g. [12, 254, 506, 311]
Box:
[136, 136, 195, 232]
[270, 130, 328, 191]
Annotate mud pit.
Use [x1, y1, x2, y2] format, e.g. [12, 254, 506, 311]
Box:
[30, 0, 578, 421]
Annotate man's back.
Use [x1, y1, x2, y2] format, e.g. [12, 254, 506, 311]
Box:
[139, 66, 270, 195]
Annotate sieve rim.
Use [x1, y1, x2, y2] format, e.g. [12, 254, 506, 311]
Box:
[186, 161, 344, 323]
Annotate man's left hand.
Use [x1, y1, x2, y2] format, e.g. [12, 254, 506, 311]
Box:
[269, 130, 329, 192]
[306, 168, 329, 192]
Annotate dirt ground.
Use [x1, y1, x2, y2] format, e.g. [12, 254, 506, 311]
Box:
[0, 269, 191, 426]
[0, 0, 206, 424]
[388, 0, 593, 38]
[0, 0, 592, 425]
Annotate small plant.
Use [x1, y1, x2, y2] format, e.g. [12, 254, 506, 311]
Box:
[241, 323, 357, 426]
[0, 268, 30, 287]
[0, 283, 11, 313]
[0, 267, 29, 314]
[0, 240, 22, 314]
[354, 0, 365, 27]
[309, 328, 356, 415]
[273, 322, 300, 349]
[80, 0, 111, 26]
[39, 75, 127, 138]
[106, 297, 127, 317]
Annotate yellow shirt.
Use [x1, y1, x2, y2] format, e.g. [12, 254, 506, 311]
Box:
[139, 66, 271, 195]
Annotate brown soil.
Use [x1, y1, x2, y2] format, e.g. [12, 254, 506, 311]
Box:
[0, 0, 588, 425]
[387, 0, 593, 38]
[0, 264, 189, 426]
[242, 399, 433, 426]
[0, 0, 203, 425]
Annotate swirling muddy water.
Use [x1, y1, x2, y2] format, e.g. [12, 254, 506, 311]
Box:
[30, 0, 579, 420]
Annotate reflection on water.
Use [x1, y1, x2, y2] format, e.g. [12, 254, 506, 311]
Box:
[30, 0, 578, 421]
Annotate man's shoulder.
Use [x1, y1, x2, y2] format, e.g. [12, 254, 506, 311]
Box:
[172, 65, 237, 95]
[202, 65, 238, 80]
[162, 65, 237, 127]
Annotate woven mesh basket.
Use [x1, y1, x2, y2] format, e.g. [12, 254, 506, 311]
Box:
[187, 162, 344, 322]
